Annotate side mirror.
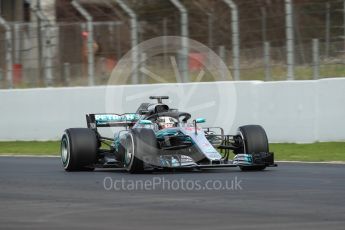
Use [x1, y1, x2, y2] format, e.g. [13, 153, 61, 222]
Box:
[139, 120, 152, 125]
[193, 118, 206, 135]
[195, 118, 206, 123]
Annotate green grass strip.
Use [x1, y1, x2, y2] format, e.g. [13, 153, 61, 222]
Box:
[270, 142, 345, 162]
[0, 141, 60, 155]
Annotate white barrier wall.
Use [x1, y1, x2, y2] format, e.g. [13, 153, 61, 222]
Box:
[1, 78, 345, 142]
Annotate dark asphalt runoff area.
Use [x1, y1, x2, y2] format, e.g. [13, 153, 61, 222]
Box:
[0, 157, 344, 230]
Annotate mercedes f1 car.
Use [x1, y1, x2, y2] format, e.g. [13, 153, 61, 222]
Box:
[60, 96, 277, 173]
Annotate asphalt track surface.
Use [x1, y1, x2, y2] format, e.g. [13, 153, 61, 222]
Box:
[0, 157, 344, 230]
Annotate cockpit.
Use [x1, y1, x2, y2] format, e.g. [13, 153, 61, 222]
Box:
[135, 96, 191, 130]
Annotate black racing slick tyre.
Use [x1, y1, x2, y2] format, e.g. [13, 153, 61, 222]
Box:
[60, 128, 98, 171]
[124, 128, 158, 174]
[238, 125, 269, 171]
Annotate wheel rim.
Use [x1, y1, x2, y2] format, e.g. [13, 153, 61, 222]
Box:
[61, 136, 70, 167]
[237, 130, 246, 153]
[125, 146, 133, 165]
[124, 134, 134, 166]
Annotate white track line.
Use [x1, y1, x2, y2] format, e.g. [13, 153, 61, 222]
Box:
[276, 160, 345, 164]
[0, 154, 59, 158]
[0, 155, 344, 164]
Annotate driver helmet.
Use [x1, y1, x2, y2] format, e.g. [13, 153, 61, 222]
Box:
[157, 116, 177, 129]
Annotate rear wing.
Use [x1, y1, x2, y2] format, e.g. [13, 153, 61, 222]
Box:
[86, 113, 140, 129]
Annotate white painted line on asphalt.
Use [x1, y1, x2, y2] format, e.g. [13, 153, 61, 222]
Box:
[0, 155, 344, 164]
[0, 154, 59, 158]
[276, 160, 345, 164]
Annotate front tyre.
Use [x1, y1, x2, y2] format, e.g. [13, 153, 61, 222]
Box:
[124, 128, 158, 173]
[238, 125, 269, 171]
[61, 128, 98, 171]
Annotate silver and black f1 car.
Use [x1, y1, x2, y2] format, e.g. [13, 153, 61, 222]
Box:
[60, 96, 277, 173]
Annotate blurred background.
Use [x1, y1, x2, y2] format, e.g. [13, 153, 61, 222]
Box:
[0, 0, 344, 88]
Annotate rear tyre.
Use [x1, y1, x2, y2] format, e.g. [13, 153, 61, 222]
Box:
[124, 128, 158, 173]
[237, 125, 268, 171]
[61, 128, 98, 171]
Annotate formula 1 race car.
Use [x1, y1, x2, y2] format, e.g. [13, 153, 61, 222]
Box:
[60, 96, 277, 173]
